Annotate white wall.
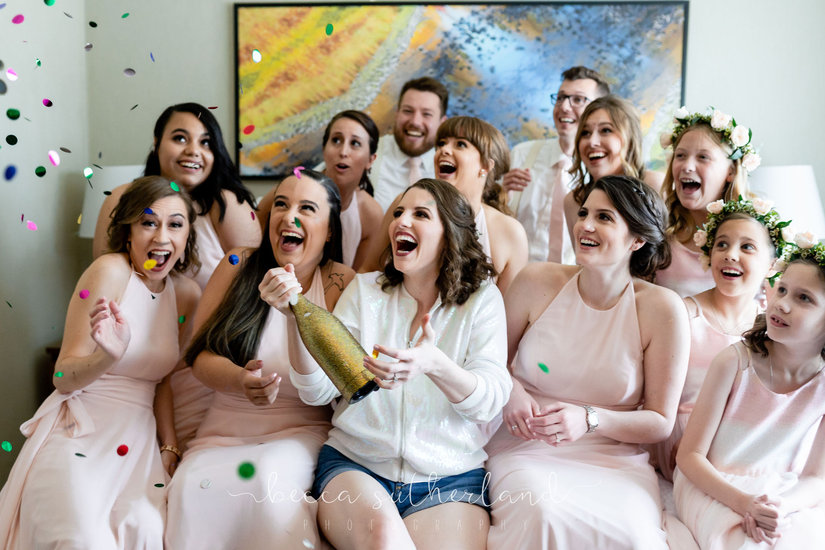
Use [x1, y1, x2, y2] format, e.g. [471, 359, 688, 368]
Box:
[1, 0, 823, 480]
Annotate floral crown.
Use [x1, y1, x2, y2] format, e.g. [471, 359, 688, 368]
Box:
[693, 196, 791, 273]
[659, 107, 761, 173]
[769, 232, 825, 286]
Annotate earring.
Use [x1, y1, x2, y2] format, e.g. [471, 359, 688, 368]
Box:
[480, 170, 487, 178]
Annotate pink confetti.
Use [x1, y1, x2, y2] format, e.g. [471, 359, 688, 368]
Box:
[12, 14, 23, 24]
[250, 211, 256, 220]
[79, 289, 90, 299]
[293, 166, 305, 179]
[48, 150, 60, 166]
[26, 220, 37, 231]
[242, 124, 255, 135]
[42, 98, 53, 107]
[6, 68, 18, 81]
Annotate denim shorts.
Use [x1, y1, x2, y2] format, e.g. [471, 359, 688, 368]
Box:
[311, 445, 490, 519]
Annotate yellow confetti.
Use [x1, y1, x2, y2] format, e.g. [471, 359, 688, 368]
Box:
[77, 213, 82, 225]
[143, 259, 158, 270]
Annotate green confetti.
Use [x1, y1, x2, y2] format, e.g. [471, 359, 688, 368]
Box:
[83, 166, 93, 179]
[538, 362, 549, 373]
[55, 371, 64, 378]
[294, 217, 301, 228]
[35, 58, 41, 67]
[1, 441, 12, 452]
[325, 23, 333, 35]
[238, 461, 255, 479]
[178, 315, 186, 324]
[75, 452, 86, 457]
[5, 301, 11, 308]
[6, 108, 20, 120]
[121, 12, 129, 18]
[44, 0, 56, 6]
[170, 181, 180, 192]
[154, 483, 164, 488]
[35, 166, 47, 177]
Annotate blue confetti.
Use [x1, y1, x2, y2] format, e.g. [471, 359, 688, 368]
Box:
[228, 254, 239, 265]
[143, 208, 153, 214]
[4, 165, 16, 181]
[150, 52, 155, 62]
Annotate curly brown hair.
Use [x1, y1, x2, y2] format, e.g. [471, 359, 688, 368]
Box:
[379, 178, 495, 305]
[107, 175, 200, 274]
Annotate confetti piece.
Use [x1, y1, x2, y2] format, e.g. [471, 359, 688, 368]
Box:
[77, 213, 82, 224]
[35, 57, 41, 67]
[79, 289, 90, 299]
[200, 478, 212, 489]
[170, 181, 180, 192]
[372, 348, 379, 359]
[228, 254, 239, 265]
[116, 444, 129, 456]
[0, 80, 6, 95]
[242, 124, 255, 135]
[6, 108, 19, 120]
[12, 14, 23, 24]
[294, 217, 301, 228]
[538, 362, 549, 373]
[0, 3, 6, 9]
[238, 461, 255, 479]
[143, 208, 153, 214]
[150, 52, 155, 62]
[302, 540, 316, 549]
[123, 68, 136, 77]
[43, 98, 52, 107]
[89, 21, 97, 28]
[325, 23, 333, 35]
[5, 301, 11, 308]
[208, 106, 218, 110]
[250, 211, 255, 220]
[1, 441, 12, 452]
[293, 166, 305, 178]
[48, 150, 60, 166]
[4, 165, 16, 180]
[143, 259, 158, 270]
[103, 191, 112, 196]
[151, 294, 156, 300]
[84, 43, 93, 52]
[26, 220, 37, 231]
[60, 146, 71, 153]
[251, 49, 262, 63]
[121, 12, 129, 18]
[75, 452, 86, 457]
[92, 163, 103, 169]
[154, 483, 164, 488]
[130, 104, 138, 111]
[178, 315, 185, 324]
[6, 68, 18, 81]
[44, 0, 55, 5]
[6, 135, 18, 145]
[54, 371, 63, 377]
[35, 166, 46, 177]
[20, 214, 23, 222]
[83, 166, 93, 179]
[64, 11, 72, 18]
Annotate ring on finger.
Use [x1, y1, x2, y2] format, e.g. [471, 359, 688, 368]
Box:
[510, 425, 518, 431]
[554, 433, 560, 443]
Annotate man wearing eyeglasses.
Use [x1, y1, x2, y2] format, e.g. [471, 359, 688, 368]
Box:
[504, 66, 610, 263]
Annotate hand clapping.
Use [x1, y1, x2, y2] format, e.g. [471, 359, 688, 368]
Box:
[89, 297, 130, 361]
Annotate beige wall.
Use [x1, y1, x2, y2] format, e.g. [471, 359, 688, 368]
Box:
[2, 0, 824, 480]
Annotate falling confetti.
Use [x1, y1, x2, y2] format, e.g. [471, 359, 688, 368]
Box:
[154, 483, 164, 488]
[44, 0, 55, 5]
[63, 12, 72, 18]
[538, 362, 549, 373]
[35, 57, 41, 67]
[11, 14, 23, 24]
[208, 106, 218, 110]
[242, 124, 255, 135]
[250, 211, 255, 220]
[116, 444, 129, 456]
[5, 301, 11, 308]
[1, 441, 12, 452]
[251, 49, 262, 63]
[92, 163, 103, 169]
[170, 181, 180, 192]
[150, 52, 155, 62]
[200, 478, 212, 489]
[79, 289, 90, 299]
[4, 165, 16, 180]
[294, 217, 302, 228]
[6, 68, 18, 81]
[6, 135, 18, 145]
[42, 98, 53, 107]
[54, 371, 63, 377]
[0, 80, 6, 95]
[35, 166, 46, 177]
[83, 166, 93, 179]
[123, 68, 136, 77]
[143, 208, 153, 214]
[143, 259, 158, 270]
[103, 191, 112, 196]
[121, 12, 129, 18]
[130, 104, 138, 111]
[237, 461, 255, 479]
[89, 21, 97, 28]
[77, 213, 82, 224]
[48, 150, 60, 166]
[178, 315, 186, 324]
[6, 108, 20, 120]
[26, 220, 37, 231]
[372, 348, 379, 359]
[302, 540, 316, 549]
[325, 23, 333, 35]
[293, 166, 305, 178]
[84, 43, 93, 52]
[60, 146, 72, 153]
[228, 254, 239, 265]
[75, 452, 86, 457]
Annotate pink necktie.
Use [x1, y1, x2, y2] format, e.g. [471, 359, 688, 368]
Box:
[547, 156, 573, 263]
[407, 156, 422, 185]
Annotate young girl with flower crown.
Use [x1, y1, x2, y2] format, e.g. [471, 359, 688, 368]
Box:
[651, 198, 788, 481]
[656, 108, 760, 297]
[674, 240, 825, 549]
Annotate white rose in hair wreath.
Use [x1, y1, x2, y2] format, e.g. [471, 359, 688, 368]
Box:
[693, 229, 708, 248]
[673, 106, 689, 120]
[750, 197, 773, 216]
[730, 126, 750, 148]
[742, 152, 761, 172]
[781, 226, 796, 243]
[794, 231, 818, 249]
[706, 200, 725, 214]
[710, 109, 732, 130]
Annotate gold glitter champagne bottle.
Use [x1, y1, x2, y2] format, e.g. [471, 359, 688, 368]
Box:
[289, 294, 379, 403]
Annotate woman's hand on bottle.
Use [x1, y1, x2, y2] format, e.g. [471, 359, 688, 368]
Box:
[365, 314, 448, 389]
[89, 297, 130, 361]
[501, 378, 541, 441]
[238, 359, 280, 406]
[259, 263, 302, 314]
[528, 401, 588, 446]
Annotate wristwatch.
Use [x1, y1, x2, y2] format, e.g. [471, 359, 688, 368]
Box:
[582, 405, 599, 433]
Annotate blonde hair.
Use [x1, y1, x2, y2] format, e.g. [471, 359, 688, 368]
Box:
[662, 123, 748, 239]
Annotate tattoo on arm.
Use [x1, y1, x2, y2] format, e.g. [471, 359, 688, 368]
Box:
[325, 271, 345, 292]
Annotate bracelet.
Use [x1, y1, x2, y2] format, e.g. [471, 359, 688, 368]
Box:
[159, 444, 182, 460]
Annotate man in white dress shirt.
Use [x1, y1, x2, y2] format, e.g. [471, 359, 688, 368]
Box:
[503, 66, 610, 263]
[371, 77, 449, 211]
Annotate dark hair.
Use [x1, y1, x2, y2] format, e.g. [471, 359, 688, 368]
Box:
[379, 178, 495, 306]
[399, 77, 449, 118]
[581, 175, 671, 279]
[185, 169, 343, 366]
[435, 116, 512, 215]
[744, 258, 825, 360]
[322, 110, 379, 196]
[107, 175, 200, 274]
[571, 95, 645, 205]
[561, 66, 611, 97]
[144, 102, 256, 220]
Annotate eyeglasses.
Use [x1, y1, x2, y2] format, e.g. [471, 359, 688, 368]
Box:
[550, 93, 591, 107]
